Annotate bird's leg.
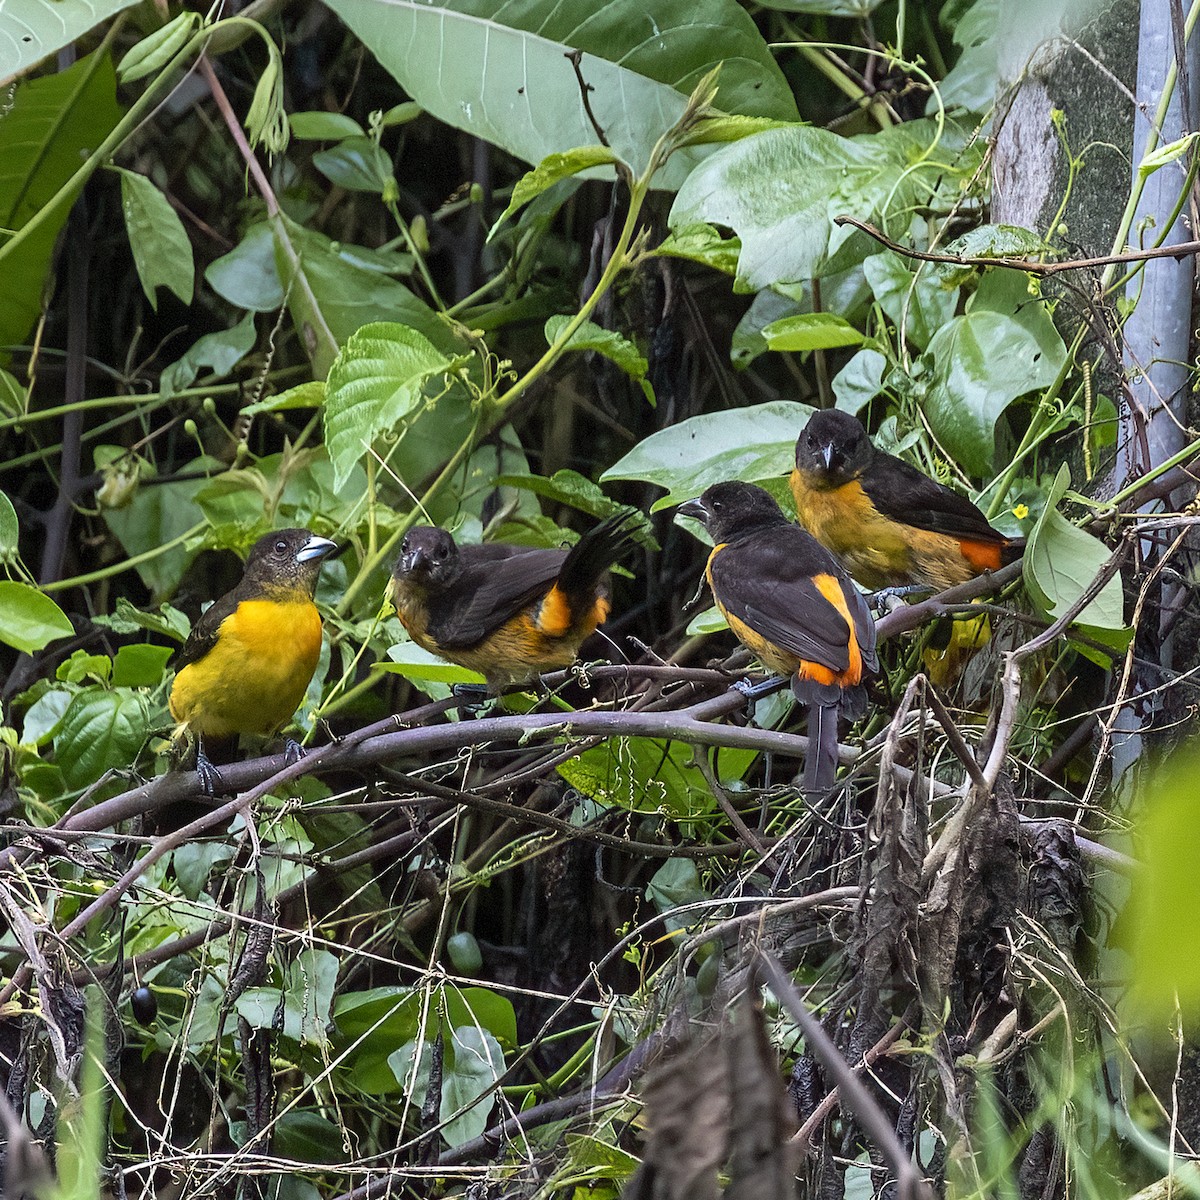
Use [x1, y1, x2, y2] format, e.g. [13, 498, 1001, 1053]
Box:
[194, 736, 225, 797]
[283, 738, 306, 765]
[865, 584, 930, 616]
[731, 675, 788, 720]
[451, 682, 492, 716]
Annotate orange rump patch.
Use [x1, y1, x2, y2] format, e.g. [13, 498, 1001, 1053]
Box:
[958, 539, 1004, 574]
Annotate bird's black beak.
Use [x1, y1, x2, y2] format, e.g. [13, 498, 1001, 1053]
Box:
[678, 498, 709, 525]
[296, 535, 338, 563]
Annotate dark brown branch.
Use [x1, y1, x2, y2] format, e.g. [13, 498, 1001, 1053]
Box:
[835, 214, 1200, 276]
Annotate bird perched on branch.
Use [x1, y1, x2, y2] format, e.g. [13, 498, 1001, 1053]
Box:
[389, 511, 640, 691]
[790, 409, 1024, 592]
[679, 481, 877, 793]
[168, 528, 337, 793]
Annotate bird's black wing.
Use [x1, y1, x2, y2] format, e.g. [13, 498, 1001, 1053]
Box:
[427, 546, 568, 648]
[863, 452, 1008, 543]
[710, 531, 860, 673]
[169, 585, 245, 671]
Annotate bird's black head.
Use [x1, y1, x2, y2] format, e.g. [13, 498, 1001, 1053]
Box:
[395, 526, 462, 591]
[794, 409, 875, 485]
[678, 481, 789, 544]
[243, 528, 338, 597]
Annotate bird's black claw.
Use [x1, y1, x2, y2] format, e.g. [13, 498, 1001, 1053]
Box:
[195, 749, 225, 797]
[283, 738, 306, 765]
[866, 584, 929, 615]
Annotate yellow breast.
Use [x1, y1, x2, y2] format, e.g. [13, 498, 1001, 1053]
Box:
[170, 598, 323, 738]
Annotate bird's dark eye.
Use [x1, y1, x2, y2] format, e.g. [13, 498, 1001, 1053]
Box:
[711, 498, 722, 510]
[274, 539, 288, 554]
[807, 432, 817, 446]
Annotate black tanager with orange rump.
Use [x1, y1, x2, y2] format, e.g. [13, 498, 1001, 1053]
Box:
[791, 409, 1023, 591]
[169, 528, 337, 793]
[389, 511, 639, 691]
[679, 481, 878, 793]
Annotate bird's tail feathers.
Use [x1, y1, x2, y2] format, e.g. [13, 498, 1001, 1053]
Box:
[558, 510, 641, 598]
[803, 702, 840, 794]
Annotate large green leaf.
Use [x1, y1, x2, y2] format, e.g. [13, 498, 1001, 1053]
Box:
[1023, 465, 1125, 632]
[323, 322, 467, 489]
[54, 687, 150, 789]
[0, 0, 139, 80]
[320, 0, 797, 190]
[114, 166, 195, 309]
[670, 120, 946, 289]
[0, 50, 124, 351]
[1128, 745, 1200, 1018]
[862, 251, 957, 351]
[0, 581, 74, 653]
[757, 0, 880, 11]
[558, 737, 757, 817]
[924, 309, 1060, 475]
[601, 399, 813, 511]
[440, 1026, 504, 1147]
[206, 217, 455, 374]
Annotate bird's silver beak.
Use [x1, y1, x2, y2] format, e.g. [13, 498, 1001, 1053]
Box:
[821, 443, 834, 470]
[296, 535, 338, 563]
[678, 498, 709, 523]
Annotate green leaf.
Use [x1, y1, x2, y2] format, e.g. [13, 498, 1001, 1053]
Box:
[0, 367, 25, 417]
[114, 167, 195, 309]
[862, 251, 957, 350]
[205, 222, 286, 311]
[762, 312, 864, 351]
[171, 841, 235, 900]
[377, 638, 486, 688]
[0, 582, 74, 654]
[0, 50, 124, 351]
[93, 597, 189, 642]
[545, 315, 652, 401]
[236, 949, 339, 1047]
[290, 111, 365, 140]
[324, 322, 464, 489]
[601, 400, 813, 511]
[1023, 465, 1125, 631]
[441, 1026, 504, 1147]
[206, 215, 457, 375]
[21, 687, 73, 746]
[117, 11, 200, 82]
[493, 469, 645, 529]
[57, 650, 111, 684]
[111, 643, 174, 688]
[99, 456, 219, 597]
[320, 0, 797, 191]
[274, 1112, 345, 1165]
[491, 146, 619, 234]
[1128, 746, 1200, 1018]
[242, 380, 327, 417]
[924, 309, 1060, 475]
[311, 136, 396, 193]
[755, 0, 881, 12]
[652, 223, 741, 276]
[0, 491, 18, 563]
[54, 688, 150, 789]
[159, 312, 256, 397]
[832, 347, 887, 413]
[558, 738, 755, 817]
[3, 0, 141, 79]
[670, 120, 947, 289]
